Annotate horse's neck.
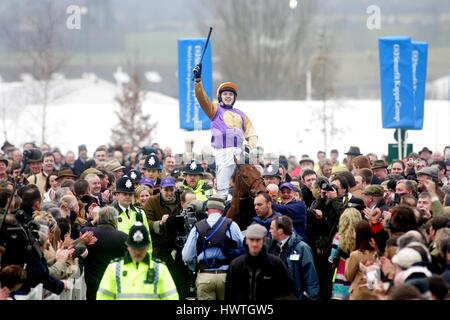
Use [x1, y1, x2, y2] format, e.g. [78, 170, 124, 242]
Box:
[231, 195, 253, 212]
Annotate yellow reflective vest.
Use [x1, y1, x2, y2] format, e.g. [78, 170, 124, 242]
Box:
[96, 253, 178, 300]
[181, 180, 213, 202]
[115, 204, 150, 235]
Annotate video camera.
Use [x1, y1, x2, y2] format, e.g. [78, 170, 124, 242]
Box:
[18, 148, 42, 177]
[22, 148, 42, 163]
[0, 208, 43, 266]
[0, 160, 44, 268]
[174, 203, 200, 248]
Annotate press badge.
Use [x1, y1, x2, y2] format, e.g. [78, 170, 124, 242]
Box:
[289, 253, 300, 261]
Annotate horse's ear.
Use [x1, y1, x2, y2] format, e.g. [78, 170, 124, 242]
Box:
[233, 155, 239, 165]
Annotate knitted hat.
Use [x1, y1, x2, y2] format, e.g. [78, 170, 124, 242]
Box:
[206, 196, 225, 211]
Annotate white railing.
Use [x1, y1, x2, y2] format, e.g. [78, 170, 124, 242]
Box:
[15, 283, 43, 300]
[15, 271, 86, 300]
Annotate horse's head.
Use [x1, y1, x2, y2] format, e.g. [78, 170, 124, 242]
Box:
[233, 160, 266, 199]
[228, 156, 265, 230]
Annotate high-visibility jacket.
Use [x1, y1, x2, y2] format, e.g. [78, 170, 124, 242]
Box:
[181, 180, 213, 202]
[115, 204, 150, 235]
[96, 253, 178, 300]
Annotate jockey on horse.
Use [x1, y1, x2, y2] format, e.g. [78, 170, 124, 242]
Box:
[193, 63, 258, 200]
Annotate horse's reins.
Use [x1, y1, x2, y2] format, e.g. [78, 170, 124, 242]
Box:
[235, 165, 265, 199]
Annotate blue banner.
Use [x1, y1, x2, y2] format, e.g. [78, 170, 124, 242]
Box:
[177, 38, 212, 131]
[410, 41, 428, 130]
[379, 37, 415, 129]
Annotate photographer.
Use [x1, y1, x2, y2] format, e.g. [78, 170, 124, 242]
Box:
[0, 185, 39, 269]
[166, 190, 206, 298]
[11, 222, 69, 298]
[144, 177, 193, 299]
[166, 190, 206, 249]
[0, 195, 69, 297]
[306, 176, 347, 300]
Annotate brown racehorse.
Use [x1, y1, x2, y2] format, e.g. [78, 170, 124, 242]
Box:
[226, 157, 266, 231]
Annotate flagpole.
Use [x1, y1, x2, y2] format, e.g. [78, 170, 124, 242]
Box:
[397, 128, 403, 160]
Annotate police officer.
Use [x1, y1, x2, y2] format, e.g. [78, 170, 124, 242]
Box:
[113, 176, 149, 235]
[262, 163, 282, 186]
[142, 153, 162, 194]
[128, 169, 141, 187]
[97, 222, 178, 300]
[181, 159, 213, 202]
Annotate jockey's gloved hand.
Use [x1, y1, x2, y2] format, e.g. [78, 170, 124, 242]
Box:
[193, 63, 202, 81]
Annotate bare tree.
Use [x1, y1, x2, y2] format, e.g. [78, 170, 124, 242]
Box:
[111, 66, 157, 149]
[1, 0, 71, 144]
[200, 0, 317, 99]
[310, 28, 337, 152]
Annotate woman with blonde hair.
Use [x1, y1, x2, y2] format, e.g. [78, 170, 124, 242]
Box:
[134, 185, 152, 208]
[328, 208, 362, 299]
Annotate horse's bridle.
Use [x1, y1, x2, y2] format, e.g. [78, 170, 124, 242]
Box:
[236, 165, 265, 199]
